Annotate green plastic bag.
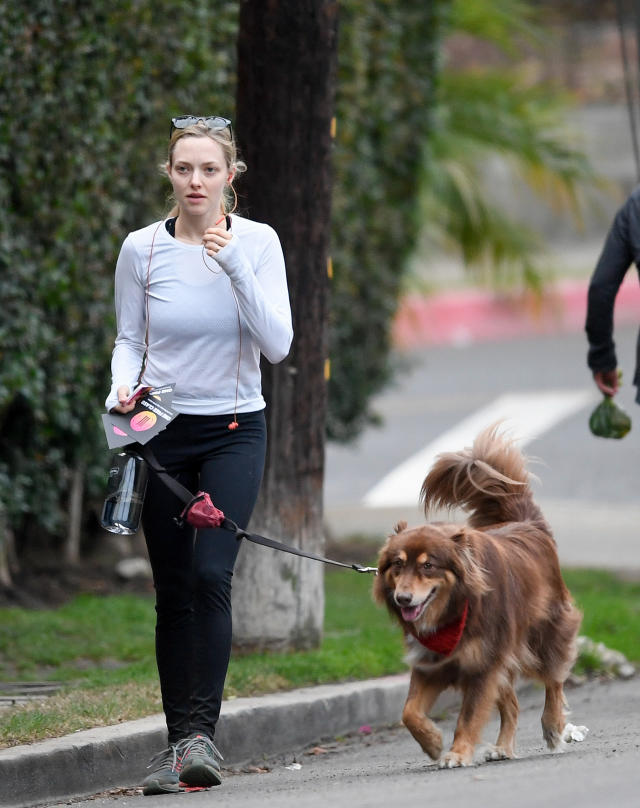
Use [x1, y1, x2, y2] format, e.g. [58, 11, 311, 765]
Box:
[588, 395, 632, 439]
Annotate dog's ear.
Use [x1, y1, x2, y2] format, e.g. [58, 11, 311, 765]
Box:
[372, 569, 387, 605]
[449, 528, 468, 546]
[448, 528, 490, 595]
[373, 538, 394, 604]
[376, 536, 393, 573]
[393, 520, 408, 534]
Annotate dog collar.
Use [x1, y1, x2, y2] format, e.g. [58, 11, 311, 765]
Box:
[415, 600, 469, 656]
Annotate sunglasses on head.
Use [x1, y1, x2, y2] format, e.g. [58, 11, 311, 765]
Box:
[170, 115, 232, 137]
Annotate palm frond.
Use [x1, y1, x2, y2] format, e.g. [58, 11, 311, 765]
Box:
[451, 0, 544, 54]
[419, 7, 602, 291]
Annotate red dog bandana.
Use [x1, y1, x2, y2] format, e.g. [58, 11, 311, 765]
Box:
[415, 600, 469, 656]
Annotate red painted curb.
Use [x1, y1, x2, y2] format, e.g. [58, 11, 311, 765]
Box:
[392, 276, 640, 349]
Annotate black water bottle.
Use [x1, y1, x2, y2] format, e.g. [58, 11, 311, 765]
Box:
[100, 449, 148, 535]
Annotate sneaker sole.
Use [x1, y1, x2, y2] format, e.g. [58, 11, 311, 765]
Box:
[179, 762, 222, 787]
[142, 780, 181, 796]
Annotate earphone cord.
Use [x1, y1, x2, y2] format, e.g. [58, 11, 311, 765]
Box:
[139, 221, 163, 385]
[142, 217, 241, 431]
[228, 286, 241, 430]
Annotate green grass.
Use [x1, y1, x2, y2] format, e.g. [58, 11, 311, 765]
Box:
[0, 567, 637, 747]
[0, 593, 157, 685]
[563, 569, 640, 667]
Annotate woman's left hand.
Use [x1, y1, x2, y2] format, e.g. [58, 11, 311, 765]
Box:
[203, 225, 233, 257]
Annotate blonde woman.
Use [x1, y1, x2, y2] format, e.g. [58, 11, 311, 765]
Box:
[106, 116, 293, 795]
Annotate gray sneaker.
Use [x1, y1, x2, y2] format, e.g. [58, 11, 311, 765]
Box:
[179, 733, 223, 788]
[142, 744, 182, 796]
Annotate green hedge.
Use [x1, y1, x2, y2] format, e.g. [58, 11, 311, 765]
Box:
[0, 0, 238, 553]
[0, 0, 447, 558]
[329, 0, 449, 440]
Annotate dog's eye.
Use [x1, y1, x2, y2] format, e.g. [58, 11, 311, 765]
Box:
[423, 561, 433, 570]
[392, 559, 404, 569]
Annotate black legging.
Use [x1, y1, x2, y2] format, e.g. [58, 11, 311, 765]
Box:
[141, 410, 266, 745]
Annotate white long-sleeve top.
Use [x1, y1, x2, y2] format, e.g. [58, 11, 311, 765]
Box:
[105, 214, 293, 415]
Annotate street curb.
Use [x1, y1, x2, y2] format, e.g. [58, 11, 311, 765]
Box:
[0, 674, 416, 808]
[392, 276, 640, 349]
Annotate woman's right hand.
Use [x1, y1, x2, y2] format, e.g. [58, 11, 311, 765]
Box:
[110, 385, 137, 414]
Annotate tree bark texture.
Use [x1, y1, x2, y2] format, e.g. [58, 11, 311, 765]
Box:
[64, 461, 85, 565]
[232, 0, 338, 650]
[0, 506, 15, 588]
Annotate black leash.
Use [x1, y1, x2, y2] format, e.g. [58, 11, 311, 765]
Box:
[230, 526, 377, 574]
[139, 445, 377, 575]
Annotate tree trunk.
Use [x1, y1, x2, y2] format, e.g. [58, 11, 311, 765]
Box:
[64, 461, 85, 565]
[231, 0, 338, 650]
[0, 505, 15, 589]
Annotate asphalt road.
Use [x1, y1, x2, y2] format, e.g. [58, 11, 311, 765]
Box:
[324, 324, 640, 570]
[57, 675, 640, 808]
[34, 324, 640, 808]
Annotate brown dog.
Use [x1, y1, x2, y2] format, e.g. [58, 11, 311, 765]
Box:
[374, 424, 586, 767]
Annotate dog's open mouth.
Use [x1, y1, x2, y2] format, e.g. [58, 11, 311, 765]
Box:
[399, 588, 437, 622]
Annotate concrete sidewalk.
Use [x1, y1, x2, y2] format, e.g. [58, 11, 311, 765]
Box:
[0, 674, 419, 808]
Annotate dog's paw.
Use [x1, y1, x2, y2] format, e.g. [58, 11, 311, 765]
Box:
[542, 725, 561, 750]
[439, 751, 472, 769]
[484, 744, 516, 762]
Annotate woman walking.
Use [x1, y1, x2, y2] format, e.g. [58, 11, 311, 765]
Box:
[106, 115, 293, 794]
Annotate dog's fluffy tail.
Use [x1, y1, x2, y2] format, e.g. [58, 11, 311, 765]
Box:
[420, 423, 548, 529]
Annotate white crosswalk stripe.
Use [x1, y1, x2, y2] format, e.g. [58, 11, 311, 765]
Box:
[362, 389, 597, 508]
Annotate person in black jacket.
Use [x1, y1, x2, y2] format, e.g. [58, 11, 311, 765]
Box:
[585, 185, 640, 402]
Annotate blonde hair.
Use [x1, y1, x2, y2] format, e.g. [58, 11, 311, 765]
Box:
[164, 122, 246, 217]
